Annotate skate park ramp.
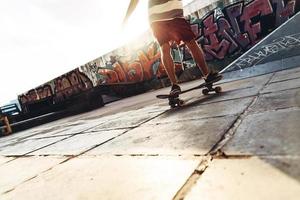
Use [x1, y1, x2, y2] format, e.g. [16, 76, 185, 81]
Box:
[221, 11, 300, 80]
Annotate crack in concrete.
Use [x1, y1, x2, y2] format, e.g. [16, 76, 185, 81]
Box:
[112, 154, 203, 158]
[208, 113, 246, 155]
[248, 105, 300, 115]
[76, 111, 168, 155]
[172, 73, 278, 200]
[260, 86, 300, 95]
[150, 114, 238, 126]
[211, 150, 253, 159]
[1, 174, 40, 195]
[173, 156, 212, 200]
[268, 76, 300, 84]
[208, 73, 276, 155]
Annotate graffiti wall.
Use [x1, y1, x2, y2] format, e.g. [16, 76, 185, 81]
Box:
[224, 11, 300, 71]
[185, 0, 298, 64]
[19, 69, 93, 105]
[84, 0, 300, 85]
[19, 0, 300, 107]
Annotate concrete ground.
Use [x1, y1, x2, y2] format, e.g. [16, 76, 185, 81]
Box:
[0, 66, 300, 200]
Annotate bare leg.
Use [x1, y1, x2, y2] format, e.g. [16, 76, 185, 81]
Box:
[185, 39, 209, 77]
[160, 43, 178, 85]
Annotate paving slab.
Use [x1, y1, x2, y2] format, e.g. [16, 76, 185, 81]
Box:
[0, 156, 14, 165]
[261, 77, 300, 94]
[120, 105, 168, 115]
[0, 156, 65, 195]
[87, 111, 163, 131]
[30, 129, 127, 156]
[249, 88, 300, 113]
[18, 118, 107, 140]
[0, 136, 68, 156]
[0, 127, 49, 144]
[35, 119, 106, 137]
[148, 97, 253, 125]
[0, 139, 20, 150]
[86, 116, 237, 155]
[1, 156, 199, 200]
[209, 74, 273, 101]
[24, 127, 72, 139]
[0, 124, 71, 147]
[260, 156, 300, 181]
[270, 67, 300, 83]
[81, 104, 168, 122]
[88, 105, 167, 122]
[185, 157, 300, 200]
[222, 108, 300, 156]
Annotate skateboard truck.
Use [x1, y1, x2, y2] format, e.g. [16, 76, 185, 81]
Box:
[202, 83, 222, 95]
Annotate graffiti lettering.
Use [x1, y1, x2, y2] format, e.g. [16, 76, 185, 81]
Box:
[240, 0, 273, 43]
[272, 0, 296, 26]
[234, 33, 300, 68]
[19, 85, 53, 104]
[97, 68, 120, 84]
[225, 2, 251, 48]
[187, 0, 297, 61]
[36, 85, 52, 100]
[54, 69, 93, 102]
[95, 42, 185, 84]
[203, 14, 231, 60]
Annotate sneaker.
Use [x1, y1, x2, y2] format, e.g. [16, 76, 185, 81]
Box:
[169, 84, 181, 96]
[205, 70, 223, 84]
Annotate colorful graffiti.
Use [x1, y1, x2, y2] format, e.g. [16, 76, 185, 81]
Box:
[94, 0, 298, 84]
[20, 69, 93, 104]
[93, 42, 183, 84]
[183, 0, 297, 61]
[19, 0, 299, 106]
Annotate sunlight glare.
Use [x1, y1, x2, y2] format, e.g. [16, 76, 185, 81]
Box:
[121, 1, 149, 45]
[120, 0, 195, 45]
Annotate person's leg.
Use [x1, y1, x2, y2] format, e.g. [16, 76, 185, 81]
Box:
[160, 42, 178, 85]
[185, 39, 209, 77]
[185, 39, 222, 82]
[160, 42, 181, 94]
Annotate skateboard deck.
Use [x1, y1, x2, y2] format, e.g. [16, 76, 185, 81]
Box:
[156, 77, 222, 108]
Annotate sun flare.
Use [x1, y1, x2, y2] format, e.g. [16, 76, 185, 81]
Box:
[121, 1, 149, 45]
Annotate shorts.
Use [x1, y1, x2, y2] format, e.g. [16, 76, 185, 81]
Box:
[150, 18, 196, 46]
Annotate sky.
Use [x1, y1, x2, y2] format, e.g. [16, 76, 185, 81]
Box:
[0, 0, 193, 106]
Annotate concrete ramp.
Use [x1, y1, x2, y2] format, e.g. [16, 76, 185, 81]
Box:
[222, 11, 300, 79]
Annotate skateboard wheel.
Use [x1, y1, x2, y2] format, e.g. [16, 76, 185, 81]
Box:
[215, 86, 222, 93]
[170, 104, 177, 108]
[202, 88, 209, 95]
[169, 98, 177, 108]
[178, 100, 184, 106]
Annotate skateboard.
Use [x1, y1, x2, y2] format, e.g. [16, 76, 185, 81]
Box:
[156, 77, 222, 108]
